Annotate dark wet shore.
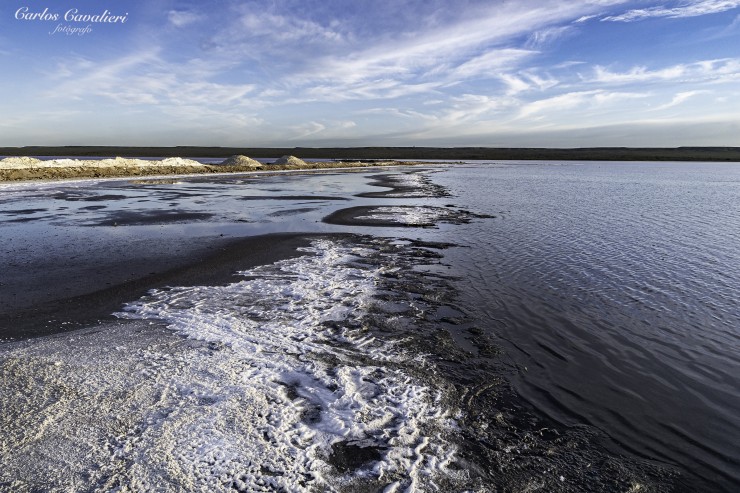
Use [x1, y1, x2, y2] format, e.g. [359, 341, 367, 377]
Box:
[0, 232, 344, 340]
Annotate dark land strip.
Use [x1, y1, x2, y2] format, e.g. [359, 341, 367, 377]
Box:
[2, 146, 740, 161]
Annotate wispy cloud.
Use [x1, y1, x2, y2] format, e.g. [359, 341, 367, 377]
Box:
[201, 7, 347, 65]
[45, 49, 257, 109]
[445, 49, 536, 80]
[168, 10, 201, 28]
[236, 11, 344, 43]
[311, 2, 586, 77]
[288, 120, 357, 140]
[289, 121, 326, 139]
[575, 14, 599, 22]
[526, 26, 574, 48]
[591, 58, 740, 84]
[518, 90, 647, 118]
[499, 72, 560, 95]
[303, 80, 441, 102]
[652, 90, 708, 110]
[263, 1, 629, 105]
[603, 0, 740, 22]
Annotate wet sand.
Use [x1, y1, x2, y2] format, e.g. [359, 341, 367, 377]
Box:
[0, 232, 344, 340]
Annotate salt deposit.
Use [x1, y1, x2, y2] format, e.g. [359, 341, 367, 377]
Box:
[0, 156, 42, 167]
[0, 238, 468, 492]
[273, 155, 307, 166]
[218, 155, 263, 168]
[0, 156, 203, 170]
[356, 206, 449, 225]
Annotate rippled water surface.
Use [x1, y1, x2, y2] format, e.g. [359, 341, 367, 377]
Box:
[427, 161, 740, 491]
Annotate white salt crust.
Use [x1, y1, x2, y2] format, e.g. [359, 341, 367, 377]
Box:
[0, 239, 467, 492]
[356, 206, 452, 225]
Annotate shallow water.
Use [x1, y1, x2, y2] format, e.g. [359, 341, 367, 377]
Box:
[422, 161, 740, 491]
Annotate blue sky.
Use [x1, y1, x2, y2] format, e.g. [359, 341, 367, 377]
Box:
[1, 0, 739, 147]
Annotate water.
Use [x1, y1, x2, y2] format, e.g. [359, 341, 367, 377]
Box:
[1, 161, 738, 491]
[422, 161, 740, 491]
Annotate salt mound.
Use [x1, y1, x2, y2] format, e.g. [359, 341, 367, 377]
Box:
[96, 157, 150, 167]
[47, 158, 83, 167]
[0, 156, 207, 170]
[273, 155, 307, 166]
[219, 155, 263, 168]
[159, 157, 203, 167]
[0, 156, 42, 168]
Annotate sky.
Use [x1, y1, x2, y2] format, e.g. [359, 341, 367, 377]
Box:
[1, 0, 739, 147]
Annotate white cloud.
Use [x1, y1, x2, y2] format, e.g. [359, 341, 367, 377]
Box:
[603, 0, 740, 22]
[290, 121, 326, 139]
[303, 79, 441, 102]
[288, 120, 358, 140]
[575, 14, 599, 22]
[652, 90, 708, 110]
[526, 26, 574, 48]
[237, 12, 344, 43]
[518, 90, 647, 118]
[202, 9, 346, 61]
[230, 1, 629, 111]
[447, 49, 536, 79]
[500, 74, 533, 95]
[499, 72, 559, 95]
[45, 49, 258, 111]
[591, 58, 740, 84]
[168, 10, 201, 28]
[298, 2, 628, 86]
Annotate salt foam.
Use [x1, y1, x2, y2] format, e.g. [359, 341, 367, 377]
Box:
[116, 239, 466, 491]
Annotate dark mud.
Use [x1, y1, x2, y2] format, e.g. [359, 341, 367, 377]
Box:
[267, 207, 320, 217]
[85, 209, 215, 227]
[0, 233, 340, 340]
[52, 192, 130, 202]
[238, 195, 348, 201]
[0, 208, 48, 215]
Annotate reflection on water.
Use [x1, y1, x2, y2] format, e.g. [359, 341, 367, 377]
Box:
[423, 161, 740, 492]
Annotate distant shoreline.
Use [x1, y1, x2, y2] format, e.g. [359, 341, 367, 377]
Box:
[1, 146, 740, 161]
